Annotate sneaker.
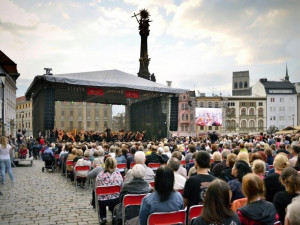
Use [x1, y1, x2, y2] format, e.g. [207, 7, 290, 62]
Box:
[100, 218, 107, 225]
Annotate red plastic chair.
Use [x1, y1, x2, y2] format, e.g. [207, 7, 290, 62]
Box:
[74, 165, 90, 188]
[180, 160, 186, 167]
[95, 185, 121, 222]
[65, 160, 74, 179]
[210, 158, 214, 164]
[269, 165, 274, 170]
[176, 189, 183, 195]
[130, 162, 136, 169]
[147, 209, 186, 225]
[148, 163, 161, 171]
[189, 205, 203, 224]
[122, 194, 147, 225]
[149, 181, 155, 188]
[117, 163, 127, 173]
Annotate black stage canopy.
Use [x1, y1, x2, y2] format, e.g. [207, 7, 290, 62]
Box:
[25, 69, 187, 137]
[25, 69, 186, 104]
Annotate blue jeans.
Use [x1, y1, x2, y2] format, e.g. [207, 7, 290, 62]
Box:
[0, 159, 15, 184]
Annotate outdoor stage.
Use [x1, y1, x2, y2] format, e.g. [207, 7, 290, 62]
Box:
[25, 69, 187, 139]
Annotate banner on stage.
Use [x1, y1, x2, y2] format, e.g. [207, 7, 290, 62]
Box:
[87, 87, 104, 96]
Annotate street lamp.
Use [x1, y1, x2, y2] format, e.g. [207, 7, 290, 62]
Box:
[0, 74, 6, 136]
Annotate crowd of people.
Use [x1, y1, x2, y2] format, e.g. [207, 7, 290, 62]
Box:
[1, 130, 300, 224]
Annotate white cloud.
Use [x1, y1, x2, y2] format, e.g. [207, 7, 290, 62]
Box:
[62, 12, 71, 20]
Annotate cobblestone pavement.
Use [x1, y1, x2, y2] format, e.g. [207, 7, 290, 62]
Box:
[0, 159, 112, 225]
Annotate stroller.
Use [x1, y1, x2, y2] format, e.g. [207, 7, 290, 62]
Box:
[42, 152, 55, 172]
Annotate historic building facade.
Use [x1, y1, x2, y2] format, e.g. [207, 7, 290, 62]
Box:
[0, 51, 19, 136]
[16, 96, 33, 136]
[252, 74, 297, 130]
[222, 96, 267, 135]
[175, 92, 196, 137]
[54, 101, 112, 132]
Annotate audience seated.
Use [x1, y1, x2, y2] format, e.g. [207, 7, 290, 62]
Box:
[167, 157, 186, 190]
[87, 158, 104, 209]
[238, 173, 278, 225]
[123, 151, 155, 184]
[172, 151, 187, 178]
[228, 160, 252, 202]
[114, 164, 152, 225]
[96, 157, 123, 225]
[183, 151, 216, 208]
[115, 147, 126, 164]
[251, 159, 265, 179]
[273, 167, 300, 224]
[139, 166, 184, 225]
[193, 179, 240, 225]
[285, 195, 300, 225]
[74, 150, 92, 187]
[264, 154, 289, 202]
[219, 153, 237, 182]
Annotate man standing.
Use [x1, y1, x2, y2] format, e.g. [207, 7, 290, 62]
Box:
[16, 129, 23, 151]
[182, 151, 216, 208]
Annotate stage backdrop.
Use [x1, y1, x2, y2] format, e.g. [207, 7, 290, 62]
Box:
[195, 108, 222, 127]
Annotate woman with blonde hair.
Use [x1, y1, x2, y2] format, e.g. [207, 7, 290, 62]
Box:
[0, 136, 15, 184]
[237, 152, 249, 164]
[251, 159, 265, 179]
[264, 153, 289, 202]
[96, 157, 123, 224]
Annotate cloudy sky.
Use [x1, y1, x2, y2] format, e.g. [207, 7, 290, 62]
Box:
[1, 0, 300, 100]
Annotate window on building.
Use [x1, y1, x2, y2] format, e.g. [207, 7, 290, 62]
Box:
[200, 126, 204, 130]
[250, 102, 254, 107]
[190, 114, 194, 120]
[241, 108, 246, 116]
[270, 116, 272, 121]
[70, 121, 73, 129]
[185, 103, 188, 110]
[70, 110, 73, 117]
[61, 121, 64, 128]
[181, 125, 184, 131]
[239, 82, 243, 88]
[270, 98, 275, 102]
[186, 114, 188, 120]
[183, 95, 186, 99]
[230, 102, 235, 106]
[244, 81, 248, 88]
[185, 124, 188, 131]
[273, 116, 276, 120]
[104, 120, 107, 128]
[87, 121, 90, 127]
[208, 126, 212, 130]
[78, 121, 82, 129]
[258, 102, 263, 106]
[215, 102, 218, 108]
[249, 108, 254, 116]
[95, 121, 99, 128]
[208, 102, 212, 108]
[258, 120, 264, 128]
[182, 114, 184, 120]
[258, 108, 263, 116]
[104, 110, 107, 117]
[249, 120, 254, 128]
[234, 82, 238, 89]
[241, 102, 246, 107]
[231, 108, 236, 116]
[61, 110, 64, 116]
[241, 120, 246, 128]
[181, 103, 184, 110]
[280, 98, 284, 102]
[279, 116, 285, 121]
